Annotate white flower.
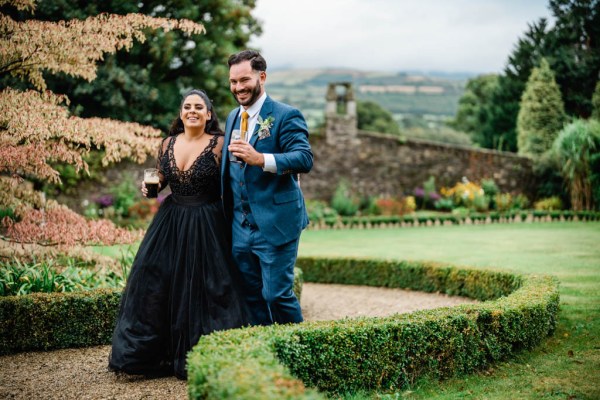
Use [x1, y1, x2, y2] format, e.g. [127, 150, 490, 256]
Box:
[257, 116, 274, 139]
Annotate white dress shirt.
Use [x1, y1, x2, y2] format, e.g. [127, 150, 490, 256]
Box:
[238, 92, 277, 173]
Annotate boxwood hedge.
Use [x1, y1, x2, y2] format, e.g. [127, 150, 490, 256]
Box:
[187, 257, 559, 399]
[0, 257, 559, 399]
[0, 288, 121, 355]
[0, 268, 304, 355]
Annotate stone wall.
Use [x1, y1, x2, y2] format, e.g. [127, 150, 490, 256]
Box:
[300, 131, 536, 201]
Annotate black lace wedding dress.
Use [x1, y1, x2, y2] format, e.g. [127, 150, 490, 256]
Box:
[109, 134, 249, 379]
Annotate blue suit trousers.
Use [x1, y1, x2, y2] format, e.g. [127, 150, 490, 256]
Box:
[231, 220, 303, 325]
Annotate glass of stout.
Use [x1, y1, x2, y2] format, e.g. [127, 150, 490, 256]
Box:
[144, 168, 160, 198]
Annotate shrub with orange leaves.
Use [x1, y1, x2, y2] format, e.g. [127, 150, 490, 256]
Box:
[0, 0, 204, 254]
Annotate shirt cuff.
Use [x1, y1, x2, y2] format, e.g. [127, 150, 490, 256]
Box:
[262, 153, 277, 173]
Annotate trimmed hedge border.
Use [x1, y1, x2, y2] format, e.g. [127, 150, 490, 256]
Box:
[0, 268, 304, 356]
[0, 288, 121, 355]
[187, 257, 559, 399]
[309, 210, 600, 230]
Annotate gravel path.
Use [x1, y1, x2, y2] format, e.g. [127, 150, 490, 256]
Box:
[0, 283, 475, 400]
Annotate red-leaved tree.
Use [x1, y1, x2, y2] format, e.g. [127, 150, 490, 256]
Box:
[0, 0, 204, 264]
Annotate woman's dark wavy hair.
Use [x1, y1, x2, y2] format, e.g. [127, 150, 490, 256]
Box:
[168, 89, 223, 136]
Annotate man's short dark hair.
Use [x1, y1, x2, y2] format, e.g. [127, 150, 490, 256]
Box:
[228, 49, 267, 72]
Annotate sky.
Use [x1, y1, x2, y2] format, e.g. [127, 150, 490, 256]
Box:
[248, 0, 554, 74]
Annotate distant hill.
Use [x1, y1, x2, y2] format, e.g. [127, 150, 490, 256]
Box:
[264, 68, 475, 128]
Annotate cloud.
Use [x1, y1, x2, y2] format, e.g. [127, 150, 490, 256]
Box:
[249, 0, 552, 73]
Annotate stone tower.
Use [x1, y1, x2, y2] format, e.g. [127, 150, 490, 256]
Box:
[325, 82, 358, 145]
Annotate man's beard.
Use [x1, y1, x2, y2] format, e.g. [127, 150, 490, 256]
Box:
[232, 78, 262, 107]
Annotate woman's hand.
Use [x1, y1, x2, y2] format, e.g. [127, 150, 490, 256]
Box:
[141, 181, 148, 197]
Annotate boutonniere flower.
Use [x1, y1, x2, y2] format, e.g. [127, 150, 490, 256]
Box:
[257, 116, 274, 140]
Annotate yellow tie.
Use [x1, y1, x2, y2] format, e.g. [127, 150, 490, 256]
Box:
[241, 111, 249, 141]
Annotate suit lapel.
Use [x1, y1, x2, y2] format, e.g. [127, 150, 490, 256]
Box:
[250, 96, 274, 147]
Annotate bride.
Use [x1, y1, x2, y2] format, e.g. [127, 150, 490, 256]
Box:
[108, 89, 249, 380]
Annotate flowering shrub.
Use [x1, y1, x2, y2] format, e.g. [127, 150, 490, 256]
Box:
[375, 196, 416, 216]
[375, 197, 404, 216]
[440, 179, 485, 209]
[127, 198, 160, 220]
[95, 194, 114, 208]
[414, 176, 441, 209]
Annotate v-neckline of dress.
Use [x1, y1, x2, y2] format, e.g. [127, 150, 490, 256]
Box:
[170, 133, 215, 173]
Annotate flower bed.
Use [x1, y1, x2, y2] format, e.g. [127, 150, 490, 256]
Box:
[187, 257, 559, 399]
[309, 210, 600, 230]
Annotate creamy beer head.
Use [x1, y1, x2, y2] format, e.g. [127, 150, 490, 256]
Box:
[144, 168, 160, 198]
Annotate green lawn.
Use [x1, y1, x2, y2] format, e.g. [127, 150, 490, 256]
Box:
[299, 222, 600, 399]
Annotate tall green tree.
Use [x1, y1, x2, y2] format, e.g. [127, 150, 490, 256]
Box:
[449, 74, 498, 146]
[1, 0, 261, 131]
[357, 100, 400, 135]
[517, 59, 566, 157]
[547, 0, 600, 117]
[465, 0, 600, 152]
[477, 20, 550, 151]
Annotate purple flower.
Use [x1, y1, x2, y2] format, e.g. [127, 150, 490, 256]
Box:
[95, 194, 114, 208]
[414, 187, 425, 198]
[428, 192, 441, 201]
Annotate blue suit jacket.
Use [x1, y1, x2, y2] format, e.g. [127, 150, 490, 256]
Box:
[221, 96, 313, 246]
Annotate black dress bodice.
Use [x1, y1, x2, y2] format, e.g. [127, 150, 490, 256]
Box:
[159, 134, 222, 197]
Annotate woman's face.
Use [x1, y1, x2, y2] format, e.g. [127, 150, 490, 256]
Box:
[180, 94, 211, 131]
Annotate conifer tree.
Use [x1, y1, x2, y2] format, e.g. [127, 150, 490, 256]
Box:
[517, 58, 566, 157]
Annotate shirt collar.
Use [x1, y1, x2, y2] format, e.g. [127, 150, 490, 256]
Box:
[240, 92, 267, 119]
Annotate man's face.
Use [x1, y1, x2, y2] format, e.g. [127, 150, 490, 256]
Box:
[229, 60, 266, 107]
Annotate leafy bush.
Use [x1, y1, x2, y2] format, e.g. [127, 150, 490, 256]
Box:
[330, 180, 359, 217]
[472, 192, 490, 212]
[434, 197, 454, 211]
[481, 178, 499, 209]
[494, 193, 513, 212]
[0, 256, 131, 296]
[552, 119, 600, 211]
[110, 176, 140, 218]
[534, 196, 563, 211]
[306, 200, 339, 223]
[511, 194, 530, 210]
[0, 207, 15, 221]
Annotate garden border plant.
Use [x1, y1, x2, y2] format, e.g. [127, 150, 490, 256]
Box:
[310, 210, 600, 230]
[186, 257, 559, 399]
[0, 268, 303, 355]
[0, 257, 559, 399]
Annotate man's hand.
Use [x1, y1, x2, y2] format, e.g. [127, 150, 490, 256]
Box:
[229, 140, 265, 167]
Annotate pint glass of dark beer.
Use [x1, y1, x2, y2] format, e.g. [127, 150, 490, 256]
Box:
[144, 168, 160, 198]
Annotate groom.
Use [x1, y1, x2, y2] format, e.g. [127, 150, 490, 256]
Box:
[221, 49, 313, 326]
